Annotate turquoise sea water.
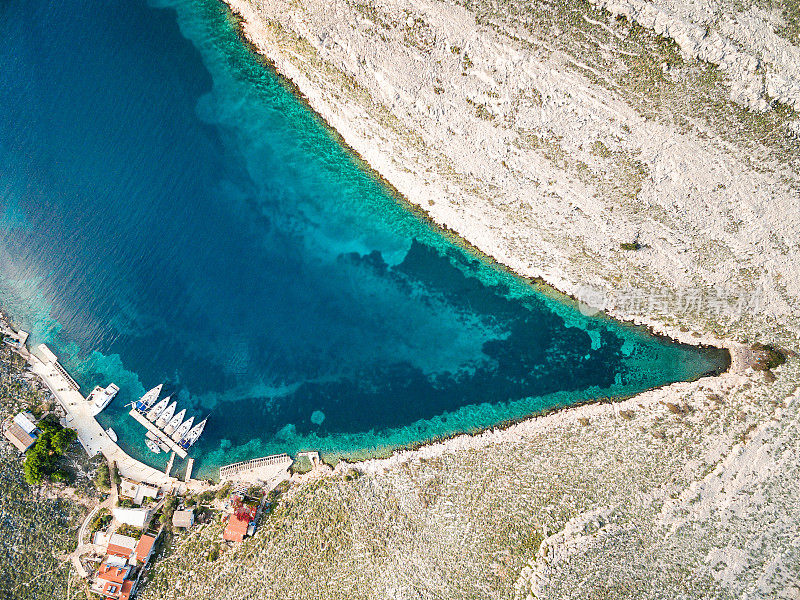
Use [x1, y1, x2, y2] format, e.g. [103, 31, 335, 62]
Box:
[0, 0, 727, 477]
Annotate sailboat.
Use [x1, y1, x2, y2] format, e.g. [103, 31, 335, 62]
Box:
[155, 400, 176, 429]
[146, 396, 170, 422]
[180, 416, 208, 448]
[163, 409, 186, 436]
[171, 416, 194, 443]
[136, 384, 163, 412]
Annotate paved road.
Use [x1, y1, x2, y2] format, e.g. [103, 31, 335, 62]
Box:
[69, 457, 119, 578]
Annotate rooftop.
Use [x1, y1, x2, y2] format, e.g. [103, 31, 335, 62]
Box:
[120, 478, 160, 505]
[113, 507, 151, 528]
[12, 412, 37, 434]
[223, 499, 258, 543]
[172, 509, 195, 528]
[135, 534, 157, 564]
[93, 561, 134, 600]
[105, 533, 138, 558]
[4, 422, 36, 452]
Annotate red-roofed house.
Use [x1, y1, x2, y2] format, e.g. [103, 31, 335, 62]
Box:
[104, 533, 138, 562]
[91, 532, 159, 599]
[134, 534, 157, 565]
[223, 495, 257, 543]
[90, 559, 134, 600]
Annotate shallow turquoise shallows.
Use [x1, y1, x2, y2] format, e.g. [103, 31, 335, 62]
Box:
[0, 0, 727, 476]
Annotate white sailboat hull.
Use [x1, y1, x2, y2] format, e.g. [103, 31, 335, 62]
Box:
[155, 400, 176, 429]
[146, 396, 169, 422]
[164, 409, 186, 436]
[171, 416, 194, 442]
[137, 384, 163, 411]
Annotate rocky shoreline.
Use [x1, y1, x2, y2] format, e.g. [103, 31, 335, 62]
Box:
[134, 0, 800, 596]
[222, 0, 799, 347]
[4, 0, 800, 595]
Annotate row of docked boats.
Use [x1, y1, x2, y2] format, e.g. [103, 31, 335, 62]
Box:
[133, 384, 207, 454]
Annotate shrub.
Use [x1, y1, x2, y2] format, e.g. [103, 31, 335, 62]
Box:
[619, 241, 641, 251]
[90, 508, 112, 536]
[246, 485, 263, 498]
[117, 524, 142, 538]
[751, 344, 786, 371]
[208, 543, 220, 562]
[215, 482, 232, 501]
[111, 462, 121, 487]
[23, 419, 76, 485]
[160, 494, 178, 529]
[94, 462, 111, 491]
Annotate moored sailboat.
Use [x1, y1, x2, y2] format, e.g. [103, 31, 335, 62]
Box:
[163, 409, 186, 436]
[155, 400, 176, 429]
[146, 396, 170, 421]
[180, 416, 208, 448]
[171, 416, 194, 442]
[136, 384, 163, 411]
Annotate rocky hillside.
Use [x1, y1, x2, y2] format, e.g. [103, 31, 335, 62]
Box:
[137, 0, 800, 598]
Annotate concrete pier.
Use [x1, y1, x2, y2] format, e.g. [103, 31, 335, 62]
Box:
[165, 451, 176, 477]
[184, 458, 194, 482]
[30, 345, 180, 489]
[128, 409, 188, 459]
[219, 453, 293, 483]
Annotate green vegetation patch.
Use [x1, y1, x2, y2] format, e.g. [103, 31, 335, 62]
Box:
[23, 416, 77, 485]
[0, 345, 85, 600]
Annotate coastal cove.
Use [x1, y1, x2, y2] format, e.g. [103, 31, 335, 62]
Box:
[0, 0, 728, 478]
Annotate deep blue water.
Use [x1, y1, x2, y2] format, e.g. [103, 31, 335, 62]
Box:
[0, 0, 727, 476]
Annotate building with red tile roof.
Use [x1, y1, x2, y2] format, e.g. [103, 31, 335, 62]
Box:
[223, 495, 258, 543]
[134, 534, 157, 565]
[91, 558, 134, 600]
[91, 531, 159, 599]
[105, 533, 138, 562]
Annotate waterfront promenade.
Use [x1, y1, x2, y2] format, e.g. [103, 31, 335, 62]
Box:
[30, 344, 180, 489]
[5, 324, 293, 491]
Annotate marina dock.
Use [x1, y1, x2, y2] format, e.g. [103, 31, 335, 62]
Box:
[31, 344, 181, 488]
[128, 408, 188, 459]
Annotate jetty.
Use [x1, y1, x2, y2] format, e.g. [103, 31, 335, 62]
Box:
[128, 408, 188, 459]
[10, 334, 293, 492]
[30, 344, 183, 489]
[219, 453, 293, 483]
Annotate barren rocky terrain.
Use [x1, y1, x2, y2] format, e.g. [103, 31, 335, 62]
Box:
[138, 0, 800, 598]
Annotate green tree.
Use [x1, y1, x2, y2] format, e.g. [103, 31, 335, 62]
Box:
[22, 420, 77, 485]
[215, 482, 232, 500]
[51, 428, 76, 454]
[160, 494, 178, 527]
[111, 462, 121, 487]
[95, 462, 111, 491]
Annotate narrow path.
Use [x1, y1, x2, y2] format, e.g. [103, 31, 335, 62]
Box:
[68, 458, 119, 579]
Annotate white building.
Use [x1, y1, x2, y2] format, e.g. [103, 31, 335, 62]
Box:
[119, 479, 160, 505]
[112, 507, 151, 529]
